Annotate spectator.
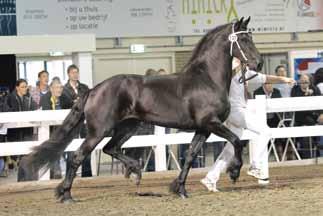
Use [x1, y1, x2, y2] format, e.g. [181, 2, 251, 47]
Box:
[273, 65, 291, 98]
[291, 74, 321, 158]
[145, 68, 157, 76]
[29, 70, 49, 108]
[157, 68, 167, 75]
[313, 68, 323, 156]
[7, 79, 37, 142]
[314, 68, 323, 93]
[62, 65, 92, 177]
[40, 78, 70, 179]
[7, 79, 37, 180]
[291, 74, 321, 126]
[254, 82, 282, 127]
[40, 78, 69, 110]
[254, 82, 288, 159]
[0, 90, 9, 177]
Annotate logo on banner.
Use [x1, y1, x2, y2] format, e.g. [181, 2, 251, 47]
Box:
[297, 0, 315, 17]
[181, 0, 238, 33]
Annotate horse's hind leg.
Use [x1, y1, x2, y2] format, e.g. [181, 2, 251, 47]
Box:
[102, 119, 142, 185]
[170, 130, 210, 198]
[55, 126, 107, 203]
[207, 119, 243, 182]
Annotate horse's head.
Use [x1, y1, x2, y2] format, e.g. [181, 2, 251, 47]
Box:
[229, 17, 263, 72]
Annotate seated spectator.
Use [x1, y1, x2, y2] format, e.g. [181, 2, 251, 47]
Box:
[314, 68, 323, 94]
[40, 78, 69, 179]
[157, 68, 167, 75]
[254, 82, 288, 159]
[273, 65, 291, 98]
[313, 68, 323, 156]
[291, 74, 321, 158]
[29, 70, 49, 108]
[254, 82, 282, 127]
[291, 74, 321, 126]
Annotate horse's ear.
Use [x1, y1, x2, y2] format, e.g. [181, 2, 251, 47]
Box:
[234, 17, 244, 31]
[241, 16, 251, 29]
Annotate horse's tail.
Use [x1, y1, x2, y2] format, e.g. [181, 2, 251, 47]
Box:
[18, 91, 90, 181]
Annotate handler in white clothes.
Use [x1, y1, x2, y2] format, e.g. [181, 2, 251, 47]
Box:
[201, 57, 295, 192]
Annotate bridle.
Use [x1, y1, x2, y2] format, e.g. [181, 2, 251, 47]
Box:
[228, 23, 258, 84]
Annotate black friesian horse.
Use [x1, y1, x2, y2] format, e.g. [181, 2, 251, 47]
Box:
[19, 17, 263, 202]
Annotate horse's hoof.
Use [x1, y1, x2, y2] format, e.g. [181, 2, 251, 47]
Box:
[228, 169, 240, 183]
[61, 198, 76, 204]
[179, 192, 189, 199]
[130, 172, 141, 186]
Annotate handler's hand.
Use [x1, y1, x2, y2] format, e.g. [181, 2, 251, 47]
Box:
[283, 77, 296, 86]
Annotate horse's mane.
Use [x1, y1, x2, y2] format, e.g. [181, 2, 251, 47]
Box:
[182, 23, 232, 74]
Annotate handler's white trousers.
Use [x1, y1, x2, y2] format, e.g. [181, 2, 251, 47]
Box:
[206, 107, 270, 184]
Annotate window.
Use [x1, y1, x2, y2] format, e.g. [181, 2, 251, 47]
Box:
[18, 59, 72, 86]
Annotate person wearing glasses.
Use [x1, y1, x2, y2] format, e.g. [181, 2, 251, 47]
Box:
[291, 74, 321, 158]
[291, 74, 321, 125]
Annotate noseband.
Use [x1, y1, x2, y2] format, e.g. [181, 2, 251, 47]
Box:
[229, 23, 258, 84]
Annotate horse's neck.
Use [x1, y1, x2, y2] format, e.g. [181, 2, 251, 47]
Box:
[205, 52, 233, 93]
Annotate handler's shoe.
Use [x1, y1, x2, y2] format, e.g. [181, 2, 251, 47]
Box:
[247, 167, 262, 179]
[200, 177, 218, 192]
[258, 178, 270, 185]
[247, 167, 270, 185]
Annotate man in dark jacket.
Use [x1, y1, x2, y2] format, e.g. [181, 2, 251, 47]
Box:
[291, 74, 321, 126]
[62, 65, 92, 177]
[291, 74, 321, 158]
[254, 82, 282, 128]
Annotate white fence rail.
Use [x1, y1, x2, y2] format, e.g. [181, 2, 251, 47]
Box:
[0, 95, 323, 177]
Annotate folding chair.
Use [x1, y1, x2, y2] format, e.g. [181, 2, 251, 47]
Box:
[268, 112, 301, 161]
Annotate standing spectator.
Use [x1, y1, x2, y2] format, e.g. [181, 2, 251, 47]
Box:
[291, 74, 321, 158]
[7, 79, 37, 180]
[40, 78, 70, 179]
[62, 65, 92, 177]
[273, 65, 291, 98]
[0, 90, 9, 177]
[29, 70, 49, 108]
[7, 79, 37, 142]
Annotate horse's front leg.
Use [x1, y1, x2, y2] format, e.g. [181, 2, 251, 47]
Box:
[207, 119, 243, 182]
[169, 130, 210, 199]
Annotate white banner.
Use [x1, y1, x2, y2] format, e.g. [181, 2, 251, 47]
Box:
[16, 0, 323, 38]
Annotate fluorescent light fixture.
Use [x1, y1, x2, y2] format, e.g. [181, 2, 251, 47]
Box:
[49, 51, 65, 56]
[130, 44, 145, 53]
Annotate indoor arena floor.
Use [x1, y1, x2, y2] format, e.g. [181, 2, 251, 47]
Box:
[1, 165, 323, 216]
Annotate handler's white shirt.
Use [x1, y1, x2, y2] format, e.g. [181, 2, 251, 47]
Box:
[229, 69, 266, 109]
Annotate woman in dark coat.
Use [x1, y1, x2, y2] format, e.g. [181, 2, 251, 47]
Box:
[7, 79, 37, 142]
